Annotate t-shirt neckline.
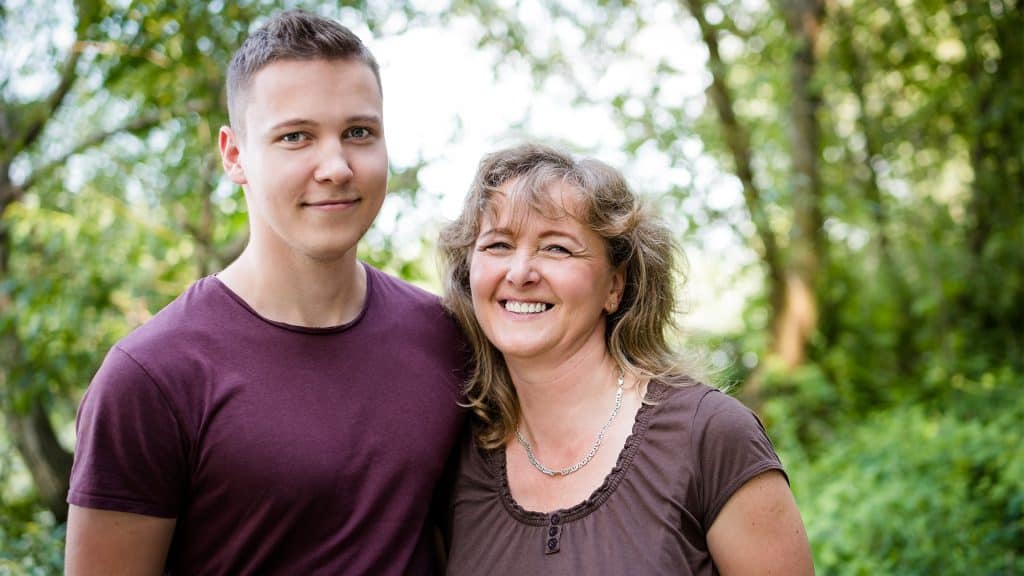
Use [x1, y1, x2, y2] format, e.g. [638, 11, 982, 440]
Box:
[208, 262, 375, 335]
[487, 380, 668, 526]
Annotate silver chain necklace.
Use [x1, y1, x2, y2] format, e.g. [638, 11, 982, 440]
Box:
[515, 371, 625, 477]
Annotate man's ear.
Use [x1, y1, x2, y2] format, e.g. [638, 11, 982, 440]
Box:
[219, 126, 247, 185]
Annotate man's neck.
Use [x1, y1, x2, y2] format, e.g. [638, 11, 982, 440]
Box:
[217, 244, 367, 328]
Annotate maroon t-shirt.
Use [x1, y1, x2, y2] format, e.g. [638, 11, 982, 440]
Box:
[446, 381, 784, 575]
[69, 265, 467, 575]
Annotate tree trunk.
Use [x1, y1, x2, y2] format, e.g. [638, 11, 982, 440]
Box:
[772, 0, 825, 370]
[846, 54, 916, 377]
[1, 187, 74, 521]
[683, 0, 808, 408]
[685, 0, 826, 406]
[5, 398, 73, 523]
[682, 0, 785, 290]
[959, 2, 1024, 344]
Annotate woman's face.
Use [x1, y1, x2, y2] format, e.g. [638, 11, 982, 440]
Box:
[468, 180, 624, 366]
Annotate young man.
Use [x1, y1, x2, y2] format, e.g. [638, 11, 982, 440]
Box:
[65, 10, 466, 574]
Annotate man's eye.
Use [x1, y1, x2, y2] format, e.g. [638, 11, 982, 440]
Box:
[281, 132, 308, 143]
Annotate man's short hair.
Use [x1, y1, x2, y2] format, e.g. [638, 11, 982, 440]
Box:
[226, 9, 382, 135]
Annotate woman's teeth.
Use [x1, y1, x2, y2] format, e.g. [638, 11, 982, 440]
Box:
[504, 301, 547, 314]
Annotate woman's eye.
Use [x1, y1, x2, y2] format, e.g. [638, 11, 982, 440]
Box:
[481, 242, 511, 253]
[544, 245, 572, 256]
[346, 127, 371, 139]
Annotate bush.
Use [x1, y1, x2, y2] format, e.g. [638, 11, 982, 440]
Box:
[0, 510, 64, 575]
[789, 381, 1023, 575]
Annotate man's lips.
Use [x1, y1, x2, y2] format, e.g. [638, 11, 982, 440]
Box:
[302, 198, 360, 210]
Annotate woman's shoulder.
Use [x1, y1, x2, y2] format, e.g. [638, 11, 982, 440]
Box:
[650, 375, 717, 409]
[655, 375, 750, 407]
[648, 377, 768, 440]
[455, 427, 503, 488]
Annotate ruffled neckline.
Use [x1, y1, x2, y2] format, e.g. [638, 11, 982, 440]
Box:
[485, 380, 668, 526]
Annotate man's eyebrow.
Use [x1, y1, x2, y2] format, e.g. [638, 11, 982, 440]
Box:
[268, 118, 316, 131]
[267, 114, 383, 132]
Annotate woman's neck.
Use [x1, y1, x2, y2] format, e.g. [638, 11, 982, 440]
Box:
[506, 346, 623, 449]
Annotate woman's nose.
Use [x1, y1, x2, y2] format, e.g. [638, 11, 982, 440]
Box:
[505, 250, 539, 286]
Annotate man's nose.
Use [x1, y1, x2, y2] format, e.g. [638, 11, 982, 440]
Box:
[314, 141, 354, 184]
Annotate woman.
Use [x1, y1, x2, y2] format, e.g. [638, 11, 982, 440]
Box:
[440, 143, 814, 575]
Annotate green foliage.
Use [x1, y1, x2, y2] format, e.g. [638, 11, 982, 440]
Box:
[785, 0, 1023, 449]
[3, 187, 195, 408]
[1, 0, 1022, 571]
[465, 1, 1022, 571]
[787, 376, 1024, 575]
[0, 510, 63, 575]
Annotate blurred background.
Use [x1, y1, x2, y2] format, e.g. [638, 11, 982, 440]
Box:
[1, 0, 1021, 573]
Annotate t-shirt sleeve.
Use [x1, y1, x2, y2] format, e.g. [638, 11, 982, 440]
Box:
[67, 345, 187, 518]
[694, 390, 786, 530]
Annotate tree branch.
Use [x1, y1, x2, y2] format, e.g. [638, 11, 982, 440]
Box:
[12, 15, 92, 157]
[834, 7, 889, 251]
[21, 97, 213, 193]
[681, 0, 785, 290]
[20, 111, 167, 192]
[0, 97, 12, 145]
[0, 174, 22, 213]
[216, 231, 249, 266]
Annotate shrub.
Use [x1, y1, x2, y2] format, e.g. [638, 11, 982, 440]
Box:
[0, 510, 64, 575]
[789, 381, 1023, 575]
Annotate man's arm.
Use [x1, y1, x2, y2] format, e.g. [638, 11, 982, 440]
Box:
[706, 470, 815, 575]
[65, 505, 176, 576]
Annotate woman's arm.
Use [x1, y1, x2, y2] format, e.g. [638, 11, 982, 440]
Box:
[706, 470, 814, 575]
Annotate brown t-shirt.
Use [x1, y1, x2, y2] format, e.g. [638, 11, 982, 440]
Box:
[446, 380, 785, 575]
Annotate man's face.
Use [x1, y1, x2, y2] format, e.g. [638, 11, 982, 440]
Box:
[220, 58, 387, 264]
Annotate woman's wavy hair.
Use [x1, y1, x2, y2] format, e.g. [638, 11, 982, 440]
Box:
[439, 143, 691, 449]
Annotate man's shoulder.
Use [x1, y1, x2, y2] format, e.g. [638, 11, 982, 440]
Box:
[363, 264, 466, 349]
[365, 263, 445, 311]
[116, 276, 226, 354]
